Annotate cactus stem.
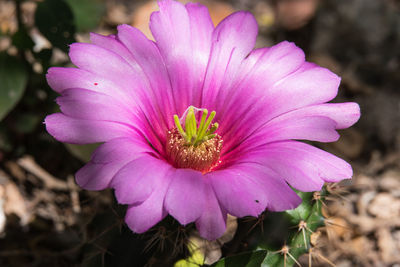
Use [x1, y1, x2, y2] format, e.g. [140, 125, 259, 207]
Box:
[274, 245, 301, 267]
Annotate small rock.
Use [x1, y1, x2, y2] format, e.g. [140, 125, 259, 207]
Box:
[368, 193, 400, 219]
[348, 236, 374, 257]
[354, 173, 377, 190]
[379, 170, 400, 194]
[357, 190, 376, 215]
[377, 228, 400, 263]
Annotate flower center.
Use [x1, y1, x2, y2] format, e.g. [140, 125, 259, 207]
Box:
[166, 106, 223, 173]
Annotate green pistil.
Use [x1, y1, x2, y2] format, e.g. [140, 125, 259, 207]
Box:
[173, 106, 219, 146]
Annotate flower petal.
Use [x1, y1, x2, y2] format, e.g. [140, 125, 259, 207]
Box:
[270, 62, 341, 110]
[208, 166, 268, 217]
[215, 42, 304, 135]
[237, 163, 301, 211]
[195, 179, 227, 240]
[149, 0, 191, 112]
[164, 169, 205, 225]
[216, 41, 304, 125]
[227, 115, 339, 156]
[224, 102, 358, 155]
[90, 30, 172, 147]
[75, 137, 152, 190]
[259, 175, 302, 212]
[185, 2, 214, 106]
[280, 102, 361, 129]
[239, 141, 353, 191]
[185, 2, 214, 71]
[47, 67, 163, 150]
[44, 113, 135, 144]
[68, 43, 147, 101]
[46, 67, 132, 104]
[202, 11, 258, 108]
[221, 62, 341, 152]
[111, 156, 171, 205]
[259, 115, 339, 143]
[116, 24, 176, 130]
[125, 171, 173, 233]
[89, 32, 138, 69]
[243, 41, 305, 87]
[56, 88, 137, 125]
[149, 0, 214, 112]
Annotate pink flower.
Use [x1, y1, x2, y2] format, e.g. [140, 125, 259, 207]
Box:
[45, 0, 360, 240]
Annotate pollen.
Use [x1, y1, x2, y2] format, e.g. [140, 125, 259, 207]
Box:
[166, 106, 223, 173]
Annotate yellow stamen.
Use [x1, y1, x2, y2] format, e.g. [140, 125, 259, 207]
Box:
[173, 107, 219, 146]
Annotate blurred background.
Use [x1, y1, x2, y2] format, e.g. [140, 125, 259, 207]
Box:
[0, 0, 399, 266]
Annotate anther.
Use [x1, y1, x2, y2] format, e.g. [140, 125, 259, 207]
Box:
[167, 106, 223, 172]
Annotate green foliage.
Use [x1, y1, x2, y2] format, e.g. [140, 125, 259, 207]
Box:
[212, 190, 326, 267]
[285, 192, 314, 223]
[12, 28, 34, 50]
[35, 0, 76, 52]
[0, 0, 105, 162]
[13, 113, 41, 134]
[0, 53, 28, 121]
[65, 0, 105, 32]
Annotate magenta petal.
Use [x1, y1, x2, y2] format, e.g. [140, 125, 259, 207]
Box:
[125, 172, 173, 233]
[48, 68, 164, 153]
[195, 179, 227, 240]
[202, 11, 258, 107]
[44, 113, 134, 144]
[266, 141, 353, 183]
[185, 3, 214, 70]
[185, 2, 214, 106]
[281, 103, 361, 129]
[208, 167, 268, 217]
[116, 24, 175, 130]
[236, 154, 323, 192]
[75, 137, 152, 190]
[242, 164, 302, 211]
[238, 115, 339, 152]
[56, 88, 137, 125]
[86, 30, 172, 149]
[149, 0, 192, 111]
[264, 115, 339, 143]
[55, 87, 162, 151]
[221, 63, 341, 153]
[149, 0, 213, 111]
[89, 32, 138, 69]
[243, 41, 305, 87]
[267, 62, 341, 116]
[216, 42, 305, 137]
[213, 163, 301, 212]
[216, 41, 304, 113]
[46, 67, 132, 104]
[164, 169, 205, 225]
[69, 43, 132, 78]
[150, 0, 190, 56]
[111, 156, 171, 205]
[242, 141, 353, 191]
[68, 43, 147, 100]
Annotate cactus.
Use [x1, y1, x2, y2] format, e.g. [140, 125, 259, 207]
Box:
[261, 190, 326, 267]
[176, 187, 329, 267]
